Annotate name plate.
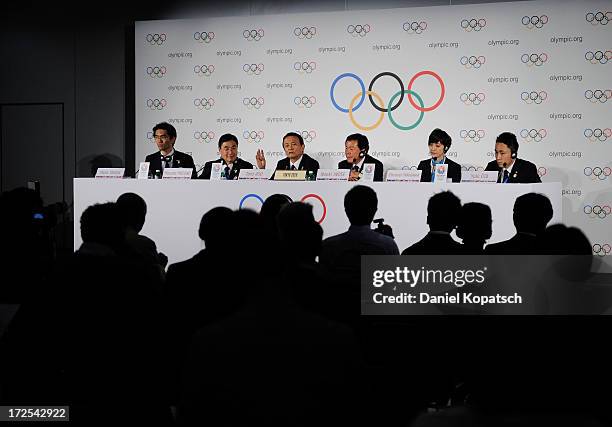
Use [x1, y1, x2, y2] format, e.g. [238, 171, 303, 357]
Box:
[137, 162, 150, 179]
[162, 168, 193, 179]
[317, 169, 350, 181]
[274, 170, 307, 181]
[95, 168, 125, 179]
[461, 171, 498, 183]
[238, 169, 275, 180]
[386, 170, 421, 182]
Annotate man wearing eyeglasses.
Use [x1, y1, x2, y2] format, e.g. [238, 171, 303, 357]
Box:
[145, 122, 197, 178]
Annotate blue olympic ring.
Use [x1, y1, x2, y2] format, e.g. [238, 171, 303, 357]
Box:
[330, 73, 366, 113]
[239, 193, 265, 209]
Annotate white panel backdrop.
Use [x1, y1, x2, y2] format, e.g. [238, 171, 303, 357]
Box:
[135, 0, 611, 262]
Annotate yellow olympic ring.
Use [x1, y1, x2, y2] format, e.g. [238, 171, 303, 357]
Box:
[348, 91, 385, 131]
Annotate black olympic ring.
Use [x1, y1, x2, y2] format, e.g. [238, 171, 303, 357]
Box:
[243, 29, 264, 41]
[584, 128, 612, 142]
[194, 98, 215, 110]
[585, 50, 611, 65]
[461, 165, 485, 172]
[146, 66, 166, 77]
[460, 129, 485, 142]
[460, 92, 485, 105]
[294, 26, 316, 39]
[194, 131, 215, 143]
[242, 130, 264, 143]
[403, 21, 427, 34]
[367, 72, 404, 112]
[194, 65, 214, 76]
[521, 15, 548, 29]
[146, 98, 167, 110]
[586, 11, 611, 25]
[520, 128, 547, 142]
[460, 55, 486, 69]
[194, 31, 215, 43]
[243, 97, 264, 109]
[294, 96, 317, 108]
[347, 24, 371, 37]
[146, 33, 166, 45]
[243, 63, 264, 75]
[585, 89, 611, 103]
[592, 243, 612, 256]
[521, 90, 547, 104]
[461, 18, 486, 31]
[294, 61, 316, 73]
[300, 130, 317, 143]
[521, 52, 548, 66]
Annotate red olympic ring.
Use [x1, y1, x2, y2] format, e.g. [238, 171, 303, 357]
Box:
[407, 70, 445, 112]
[300, 193, 327, 224]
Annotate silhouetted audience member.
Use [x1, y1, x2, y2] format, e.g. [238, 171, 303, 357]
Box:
[276, 202, 323, 264]
[485, 192, 553, 254]
[402, 191, 462, 254]
[456, 202, 492, 253]
[260, 193, 293, 241]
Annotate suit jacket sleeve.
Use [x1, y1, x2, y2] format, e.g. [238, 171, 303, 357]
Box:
[417, 159, 430, 182]
[373, 158, 384, 182]
[484, 160, 499, 172]
[449, 160, 462, 183]
[201, 161, 213, 179]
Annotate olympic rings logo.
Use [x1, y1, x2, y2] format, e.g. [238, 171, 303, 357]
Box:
[461, 165, 485, 172]
[146, 66, 166, 78]
[520, 128, 547, 142]
[403, 21, 427, 34]
[592, 243, 611, 257]
[460, 129, 485, 143]
[347, 24, 370, 37]
[521, 52, 548, 67]
[461, 18, 486, 32]
[401, 166, 418, 170]
[521, 90, 547, 104]
[460, 92, 485, 105]
[584, 166, 612, 181]
[586, 11, 611, 25]
[330, 70, 445, 132]
[300, 130, 317, 143]
[146, 98, 167, 110]
[294, 61, 317, 73]
[243, 29, 264, 41]
[538, 167, 547, 177]
[584, 128, 612, 142]
[194, 31, 215, 43]
[521, 15, 548, 29]
[460, 55, 486, 69]
[243, 97, 264, 109]
[194, 65, 214, 77]
[584, 204, 611, 219]
[194, 131, 215, 144]
[243, 63, 264, 75]
[295, 96, 317, 108]
[146, 33, 166, 45]
[585, 89, 611, 103]
[294, 26, 316, 39]
[239, 193, 327, 223]
[243, 130, 264, 143]
[585, 50, 611, 65]
[194, 98, 215, 110]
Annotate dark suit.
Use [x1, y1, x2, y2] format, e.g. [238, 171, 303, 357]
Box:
[401, 232, 463, 255]
[484, 232, 541, 254]
[271, 153, 320, 179]
[338, 154, 384, 182]
[418, 157, 462, 183]
[145, 150, 197, 179]
[485, 158, 541, 183]
[200, 158, 254, 180]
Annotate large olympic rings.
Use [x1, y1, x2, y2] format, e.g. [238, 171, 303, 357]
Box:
[330, 70, 444, 131]
[239, 193, 327, 223]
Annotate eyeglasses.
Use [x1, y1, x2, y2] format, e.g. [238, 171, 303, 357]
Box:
[153, 135, 171, 141]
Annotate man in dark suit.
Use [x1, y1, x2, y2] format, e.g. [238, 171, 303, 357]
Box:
[418, 128, 462, 183]
[485, 132, 541, 183]
[145, 122, 197, 178]
[200, 133, 254, 179]
[402, 190, 463, 254]
[337, 133, 384, 182]
[255, 132, 319, 179]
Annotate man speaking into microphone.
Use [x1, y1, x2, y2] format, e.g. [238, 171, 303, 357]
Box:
[338, 133, 384, 181]
[485, 132, 541, 183]
[417, 128, 461, 183]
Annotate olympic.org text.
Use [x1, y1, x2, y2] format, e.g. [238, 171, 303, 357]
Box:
[550, 151, 582, 159]
[167, 118, 192, 125]
[266, 83, 293, 89]
[217, 84, 242, 91]
[562, 188, 582, 197]
[372, 267, 485, 288]
[372, 44, 400, 52]
[550, 74, 583, 82]
[550, 112, 582, 120]
[428, 42, 459, 49]
[266, 48, 293, 55]
[216, 117, 242, 124]
[266, 117, 293, 124]
[319, 46, 346, 53]
[488, 76, 519, 84]
[370, 151, 401, 158]
[168, 85, 192, 92]
[488, 39, 520, 47]
[217, 50, 242, 57]
[318, 151, 344, 158]
[168, 52, 192, 58]
[550, 35, 583, 44]
[487, 113, 519, 121]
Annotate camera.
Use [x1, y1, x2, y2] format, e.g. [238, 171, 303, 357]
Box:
[373, 218, 394, 238]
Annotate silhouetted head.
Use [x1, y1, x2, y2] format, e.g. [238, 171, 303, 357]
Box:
[513, 193, 553, 234]
[344, 185, 378, 226]
[456, 202, 492, 244]
[116, 192, 147, 233]
[427, 191, 462, 232]
[198, 206, 233, 250]
[542, 224, 591, 255]
[260, 194, 293, 224]
[80, 202, 124, 250]
[277, 202, 322, 262]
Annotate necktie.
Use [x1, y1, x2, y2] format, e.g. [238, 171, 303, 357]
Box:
[162, 156, 172, 168]
[352, 165, 360, 172]
[290, 165, 297, 170]
[503, 169, 510, 183]
[224, 166, 231, 179]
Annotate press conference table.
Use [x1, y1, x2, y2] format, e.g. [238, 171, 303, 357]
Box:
[74, 179, 562, 266]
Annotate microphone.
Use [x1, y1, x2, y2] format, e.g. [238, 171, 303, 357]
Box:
[498, 162, 507, 183]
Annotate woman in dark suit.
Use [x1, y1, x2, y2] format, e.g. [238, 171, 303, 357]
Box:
[417, 128, 462, 183]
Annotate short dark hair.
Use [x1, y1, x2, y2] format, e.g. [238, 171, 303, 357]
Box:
[344, 185, 378, 226]
[198, 206, 233, 248]
[116, 192, 147, 233]
[427, 191, 461, 232]
[80, 202, 124, 248]
[496, 132, 519, 155]
[513, 192, 553, 234]
[346, 133, 369, 153]
[152, 122, 177, 138]
[428, 128, 452, 152]
[283, 132, 304, 146]
[218, 133, 238, 149]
